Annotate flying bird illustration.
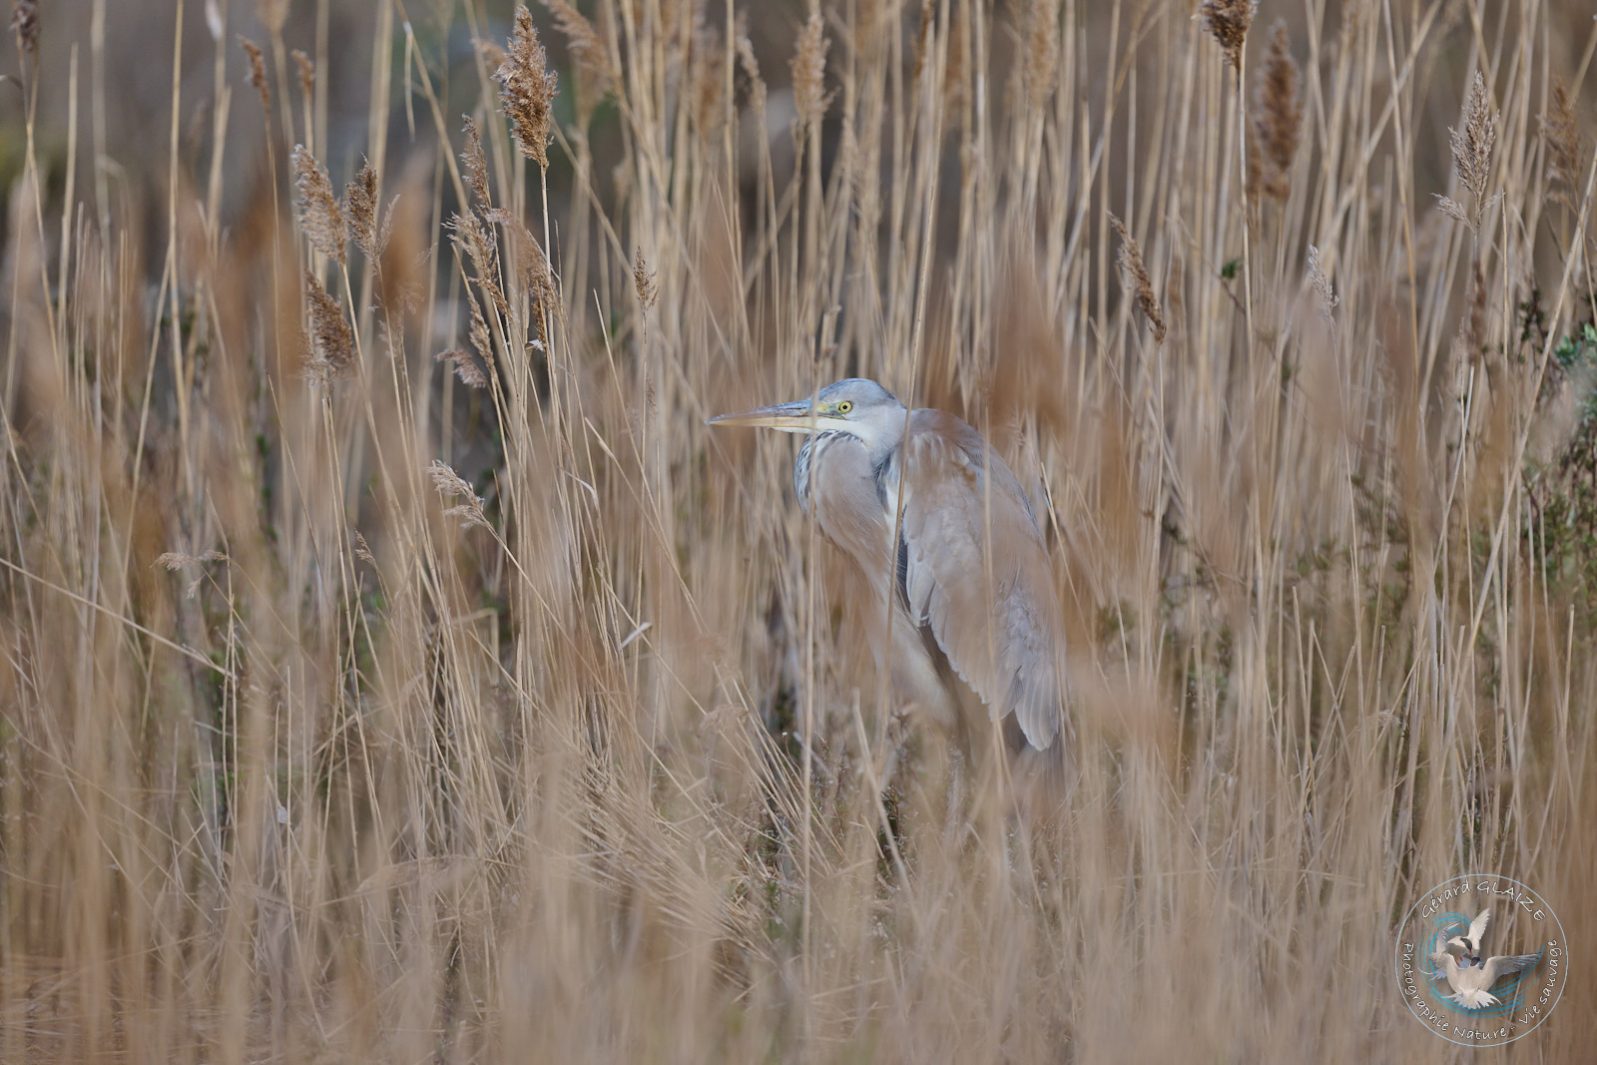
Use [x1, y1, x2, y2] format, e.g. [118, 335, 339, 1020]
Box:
[1444, 908, 1492, 968]
[1429, 908, 1542, 1009]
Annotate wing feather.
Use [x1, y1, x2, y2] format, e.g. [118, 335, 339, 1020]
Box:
[1482, 953, 1541, 984]
[894, 410, 1065, 750]
[1468, 909, 1492, 949]
[1429, 952, 1459, 984]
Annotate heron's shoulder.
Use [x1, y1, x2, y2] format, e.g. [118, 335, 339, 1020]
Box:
[907, 406, 979, 438]
[907, 409, 1035, 506]
[904, 407, 992, 466]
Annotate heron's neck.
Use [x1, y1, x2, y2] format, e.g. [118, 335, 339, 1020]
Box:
[792, 408, 907, 509]
[845, 407, 909, 464]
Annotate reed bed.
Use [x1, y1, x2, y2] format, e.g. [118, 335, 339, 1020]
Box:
[1, 0, 1594, 1060]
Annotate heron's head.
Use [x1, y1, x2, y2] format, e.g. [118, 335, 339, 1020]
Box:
[706, 378, 904, 449]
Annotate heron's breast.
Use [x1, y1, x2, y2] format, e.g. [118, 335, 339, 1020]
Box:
[802, 435, 895, 577]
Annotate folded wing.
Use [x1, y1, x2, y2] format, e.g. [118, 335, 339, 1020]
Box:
[893, 409, 1065, 750]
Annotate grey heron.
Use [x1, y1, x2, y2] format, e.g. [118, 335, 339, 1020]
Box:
[708, 378, 1067, 762]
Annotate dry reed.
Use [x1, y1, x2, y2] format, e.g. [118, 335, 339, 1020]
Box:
[1250, 20, 1300, 203]
[496, 5, 557, 167]
[1, 4, 1594, 1064]
[1452, 70, 1498, 209]
[9, 0, 35, 55]
[1110, 213, 1166, 344]
[292, 143, 346, 264]
[1544, 80, 1584, 209]
[1197, 0, 1253, 74]
[239, 35, 269, 111]
[304, 273, 354, 378]
[344, 159, 378, 259]
[791, 12, 829, 129]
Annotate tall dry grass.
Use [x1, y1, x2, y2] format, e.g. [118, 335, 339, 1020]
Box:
[1, 0, 1595, 1061]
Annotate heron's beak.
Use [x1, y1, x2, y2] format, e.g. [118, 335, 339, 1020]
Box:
[705, 400, 820, 435]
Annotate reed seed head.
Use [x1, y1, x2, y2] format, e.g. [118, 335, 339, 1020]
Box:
[462, 116, 492, 210]
[292, 144, 347, 265]
[689, 23, 727, 136]
[451, 211, 508, 317]
[1451, 71, 1497, 207]
[11, 0, 38, 56]
[436, 348, 488, 389]
[155, 549, 225, 600]
[292, 49, 315, 103]
[427, 460, 490, 530]
[1198, 0, 1255, 75]
[497, 6, 558, 168]
[304, 274, 354, 379]
[484, 206, 555, 314]
[1306, 244, 1337, 321]
[735, 32, 765, 112]
[791, 12, 830, 130]
[634, 249, 658, 309]
[1024, 0, 1059, 110]
[1544, 81, 1584, 209]
[476, 38, 508, 73]
[239, 36, 270, 112]
[1250, 21, 1301, 203]
[464, 287, 494, 368]
[543, 0, 615, 97]
[345, 159, 379, 259]
[255, 0, 288, 35]
[1109, 214, 1166, 345]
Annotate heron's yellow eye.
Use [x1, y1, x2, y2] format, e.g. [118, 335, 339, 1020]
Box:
[835, 400, 854, 415]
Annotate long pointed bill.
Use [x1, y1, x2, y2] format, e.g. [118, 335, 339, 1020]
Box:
[705, 400, 821, 434]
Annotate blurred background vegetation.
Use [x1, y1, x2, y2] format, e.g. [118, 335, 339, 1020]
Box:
[1, 0, 1595, 1061]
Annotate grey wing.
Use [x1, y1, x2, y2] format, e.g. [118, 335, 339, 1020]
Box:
[1482, 953, 1542, 984]
[895, 410, 1065, 750]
